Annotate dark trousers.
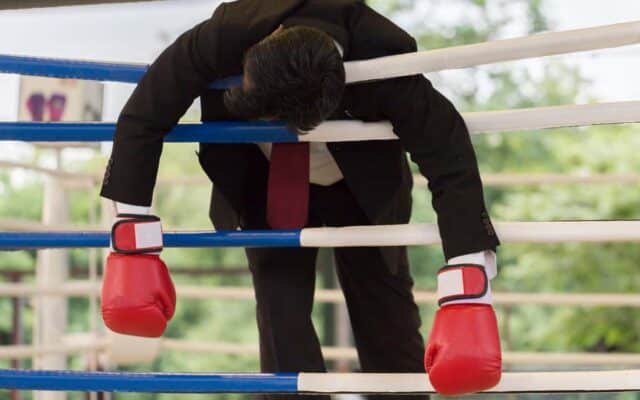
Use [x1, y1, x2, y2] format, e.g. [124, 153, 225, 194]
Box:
[244, 181, 426, 400]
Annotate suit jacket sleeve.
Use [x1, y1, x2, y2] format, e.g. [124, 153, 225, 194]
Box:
[343, 2, 498, 258]
[376, 75, 500, 258]
[100, 9, 223, 206]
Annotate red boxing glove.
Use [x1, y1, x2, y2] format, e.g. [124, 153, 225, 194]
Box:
[425, 264, 501, 395]
[101, 214, 176, 337]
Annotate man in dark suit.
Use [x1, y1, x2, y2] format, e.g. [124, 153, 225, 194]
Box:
[100, 0, 502, 398]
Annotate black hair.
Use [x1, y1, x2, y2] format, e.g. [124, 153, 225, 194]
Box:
[224, 26, 346, 132]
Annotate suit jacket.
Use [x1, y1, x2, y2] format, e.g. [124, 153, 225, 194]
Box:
[100, 0, 500, 261]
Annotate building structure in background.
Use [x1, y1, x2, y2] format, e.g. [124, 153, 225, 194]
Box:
[19, 77, 103, 122]
[18, 77, 104, 400]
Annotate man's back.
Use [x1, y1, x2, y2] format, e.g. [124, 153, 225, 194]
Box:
[209, 0, 416, 74]
[198, 0, 418, 231]
[102, 0, 497, 262]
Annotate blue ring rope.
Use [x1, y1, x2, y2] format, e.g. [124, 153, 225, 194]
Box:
[0, 230, 301, 250]
[0, 122, 299, 143]
[0, 369, 299, 393]
[0, 54, 241, 89]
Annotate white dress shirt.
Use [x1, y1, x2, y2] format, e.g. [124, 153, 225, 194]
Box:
[257, 40, 345, 186]
[257, 141, 344, 186]
[445, 250, 497, 305]
[448, 251, 497, 280]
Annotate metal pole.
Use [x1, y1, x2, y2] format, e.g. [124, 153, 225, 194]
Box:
[99, 197, 115, 400]
[34, 149, 69, 400]
[87, 192, 99, 400]
[10, 271, 24, 400]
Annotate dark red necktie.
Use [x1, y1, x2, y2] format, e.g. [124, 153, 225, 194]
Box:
[267, 142, 310, 229]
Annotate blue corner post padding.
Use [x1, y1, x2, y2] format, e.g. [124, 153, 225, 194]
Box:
[0, 369, 299, 393]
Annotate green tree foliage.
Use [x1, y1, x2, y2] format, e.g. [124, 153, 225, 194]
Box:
[386, 0, 640, 373]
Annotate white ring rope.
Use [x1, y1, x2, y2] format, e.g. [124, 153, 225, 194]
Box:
[0, 160, 94, 182]
[2, 337, 638, 367]
[463, 101, 640, 134]
[299, 370, 640, 393]
[160, 339, 640, 366]
[3, 282, 640, 308]
[299, 221, 640, 247]
[346, 21, 640, 82]
[5, 160, 640, 187]
[413, 173, 640, 186]
[0, 341, 107, 359]
[0, 218, 100, 232]
[478, 173, 640, 186]
[1, 221, 638, 243]
[3, 101, 639, 145]
[302, 101, 640, 142]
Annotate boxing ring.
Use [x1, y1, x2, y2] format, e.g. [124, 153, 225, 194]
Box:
[3, 369, 640, 394]
[1, 19, 640, 395]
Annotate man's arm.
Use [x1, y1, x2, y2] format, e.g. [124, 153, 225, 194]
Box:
[96, 10, 225, 335]
[370, 75, 499, 259]
[377, 75, 502, 395]
[100, 11, 223, 206]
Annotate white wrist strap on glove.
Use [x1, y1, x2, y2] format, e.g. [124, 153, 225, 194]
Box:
[437, 264, 492, 306]
[112, 214, 163, 254]
[111, 202, 162, 254]
[448, 250, 497, 280]
[115, 202, 151, 216]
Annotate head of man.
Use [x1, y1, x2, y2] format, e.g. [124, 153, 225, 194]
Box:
[224, 26, 346, 132]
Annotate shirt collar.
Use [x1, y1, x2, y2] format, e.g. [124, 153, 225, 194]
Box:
[333, 40, 344, 58]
